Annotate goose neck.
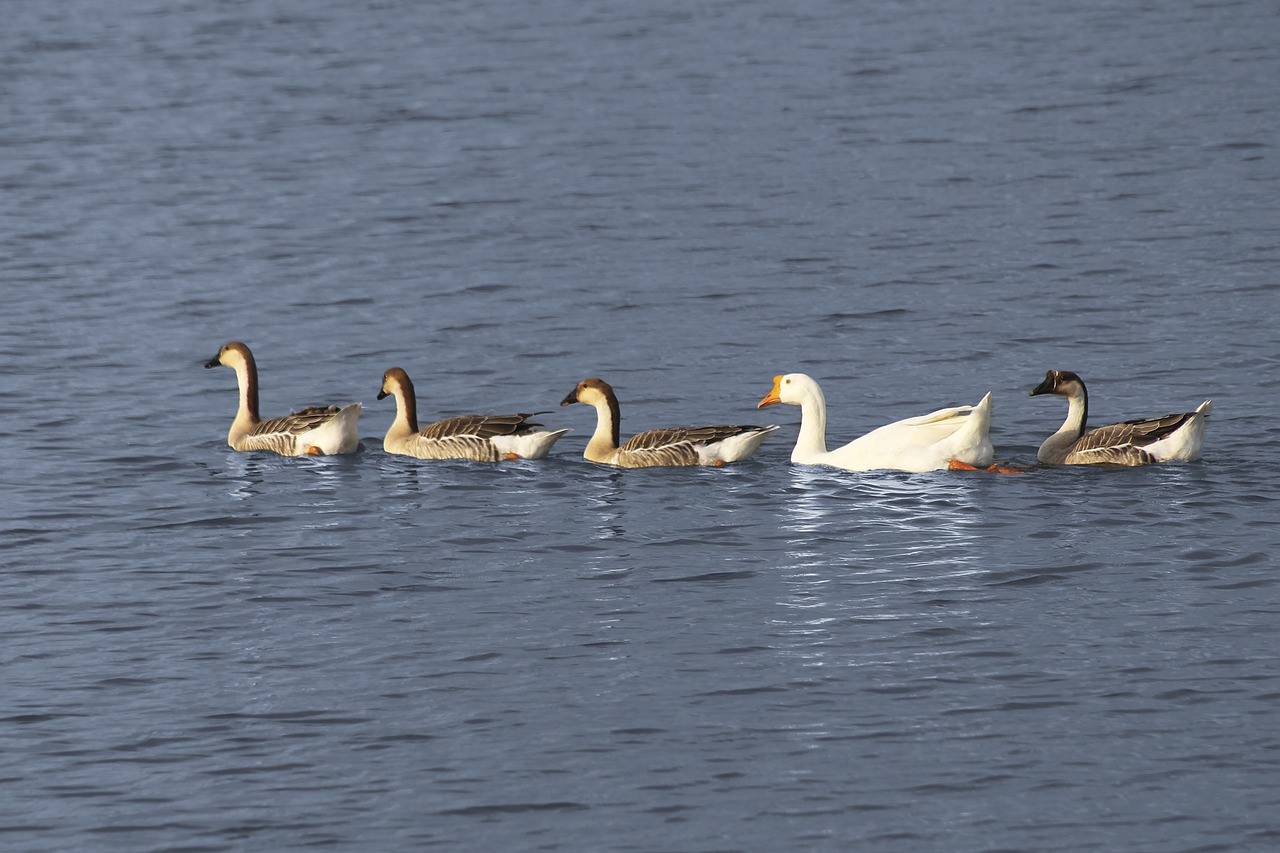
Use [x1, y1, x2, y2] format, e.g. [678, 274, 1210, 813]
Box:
[1038, 386, 1088, 463]
[396, 378, 421, 434]
[234, 356, 261, 426]
[794, 385, 829, 457]
[1061, 387, 1088, 440]
[584, 394, 621, 460]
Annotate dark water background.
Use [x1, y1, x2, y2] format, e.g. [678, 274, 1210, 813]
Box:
[3, 1, 1279, 850]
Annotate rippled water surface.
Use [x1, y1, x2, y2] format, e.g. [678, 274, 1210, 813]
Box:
[3, 1, 1279, 851]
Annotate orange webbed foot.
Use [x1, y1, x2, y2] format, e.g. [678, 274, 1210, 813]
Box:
[505, 452, 522, 460]
[948, 459, 1024, 474]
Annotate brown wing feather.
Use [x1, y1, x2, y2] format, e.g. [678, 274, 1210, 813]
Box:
[1064, 443, 1159, 466]
[402, 434, 501, 462]
[618, 446, 699, 467]
[615, 424, 767, 467]
[419, 413, 539, 441]
[621, 424, 759, 452]
[251, 405, 342, 437]
[1066, 411, 1199, 466]
[235, 432, 301, 455]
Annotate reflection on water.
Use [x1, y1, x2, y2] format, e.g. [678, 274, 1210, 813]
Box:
[771, 466, 994, 666]
[570, 468, 634, 580]
[778, 466, 987, 578]
[584, 469, 628, 542]
[210, 449, 370, 513]
[201, 454, 265, 502]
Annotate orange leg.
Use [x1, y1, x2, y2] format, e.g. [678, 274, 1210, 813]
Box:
[948, 459, 1024, 474]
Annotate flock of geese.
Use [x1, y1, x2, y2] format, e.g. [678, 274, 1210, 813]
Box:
[206, 341, 1212, 472]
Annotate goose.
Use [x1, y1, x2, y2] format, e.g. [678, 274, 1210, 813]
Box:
[1029, 370, 1211, 466]
[205, 341, 361, 456]
[559, 377, 778, 468]
[757, 373, 998, 473]
[378, 367, 568, 461]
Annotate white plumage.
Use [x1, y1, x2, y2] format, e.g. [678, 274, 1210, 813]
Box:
[757, 373, 995, 473]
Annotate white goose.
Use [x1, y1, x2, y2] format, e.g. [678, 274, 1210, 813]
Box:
[757, 373, 997, 473]
[378, 367, 568, 461]
[1029, 370, 1211, 466]
[560, 377, 778, 468]
[205, 341, 361, 456]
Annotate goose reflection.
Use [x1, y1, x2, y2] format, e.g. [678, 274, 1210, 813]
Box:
[564, 468, 633, 581]
[772, 468, 991, 666]
[205, 453, 265, 502]
[780, 467, 986, 579]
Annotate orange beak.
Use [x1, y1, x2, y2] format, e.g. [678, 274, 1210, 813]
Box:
[757, 375, 782, 408]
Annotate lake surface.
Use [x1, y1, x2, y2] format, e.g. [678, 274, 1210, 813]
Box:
[3, 0, 1279, 850]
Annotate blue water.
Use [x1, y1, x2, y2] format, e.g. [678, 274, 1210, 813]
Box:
[3, 1, 1279, 851]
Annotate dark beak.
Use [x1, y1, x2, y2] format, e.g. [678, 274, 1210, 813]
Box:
[1029, 371, 1056, 397]
[559, 390, 578, 407]
[204, 356, 221, 369]
[377, 390, 390, 400]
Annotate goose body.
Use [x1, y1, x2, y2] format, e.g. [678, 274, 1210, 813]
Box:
[757, 373, 995, 473]
[560, 377, 777, 468]
[205, 341, 361, 456]
[378, 367, 568, 461]
[1029, 370, 1211, 466]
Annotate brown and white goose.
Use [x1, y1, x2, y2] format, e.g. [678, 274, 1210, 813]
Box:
[378, 367, 568, 461]
[205, 341, 361, 456]
[559, 377, 777, 468]
[1029, 370, 1211, 466]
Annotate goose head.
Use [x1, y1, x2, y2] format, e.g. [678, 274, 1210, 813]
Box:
[378, 367, 413, 401]
[205, 340, 254, 371]
[1030, 370, 1086, 399]
[561, 377, 614, 408]
[758, 373, 817, 408]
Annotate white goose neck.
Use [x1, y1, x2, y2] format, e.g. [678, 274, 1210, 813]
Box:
[792, 382, 829, 460]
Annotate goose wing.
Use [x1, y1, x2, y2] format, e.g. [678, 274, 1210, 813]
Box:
[1066, 411, 1200, 465]
[234, 405, 344, 454]
[622, 424, 760, 450]
[617, 424, 762, 467]
[615, 427, 698, 466]
[400, 413, 545, 461]
[419, 413, 540, 440]
[251, 405, 343, 435]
